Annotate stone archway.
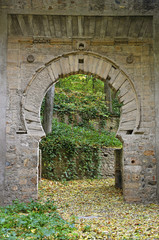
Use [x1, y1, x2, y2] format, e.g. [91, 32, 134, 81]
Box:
[20, 51, 142, 203]
[22, 51, 140, 139]
[0, 3, 157, 206]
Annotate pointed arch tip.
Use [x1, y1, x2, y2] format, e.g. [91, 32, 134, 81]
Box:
[22, 51, 141, 137]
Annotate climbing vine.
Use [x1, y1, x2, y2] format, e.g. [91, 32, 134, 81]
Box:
[53, 75, 122, 127]
[40, 119, 121, 181]
[40, 75, 122, 181]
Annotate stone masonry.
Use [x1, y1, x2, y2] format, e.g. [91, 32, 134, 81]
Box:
[99, 148, 116, 179]
[53, 113, 119, 132]
[0, 0, 159, 205]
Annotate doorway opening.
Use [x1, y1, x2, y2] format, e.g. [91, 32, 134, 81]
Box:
[39, 74, 122, 185]
[37, 74, 125, 238]
[22, 51, 140, 204]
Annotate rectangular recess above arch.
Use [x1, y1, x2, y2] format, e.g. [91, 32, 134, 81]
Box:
[8, 15, 153, 40]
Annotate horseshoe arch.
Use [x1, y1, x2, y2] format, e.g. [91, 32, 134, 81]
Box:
[22, 51, 140, 139]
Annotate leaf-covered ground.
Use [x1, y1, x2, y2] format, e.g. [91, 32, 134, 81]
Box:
[39, 178, 159, 240]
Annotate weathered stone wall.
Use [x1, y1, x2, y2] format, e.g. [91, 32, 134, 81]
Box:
[99, 148, 115, 178]
[154, 13, 159, 203]
[42, 147, 116, 180]
[0, 0, 159, 15]
[53, 112, 119, 132]
[122, 135, 156, 203]
[5, 35, 155, 204]
[0, 13, 7, 205]
[0, 0, 159, 205]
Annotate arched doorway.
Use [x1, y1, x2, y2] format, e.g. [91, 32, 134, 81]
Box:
[22, 51, 140, 137]
[21, 51, 141, 202]
[40, 73, 122, 182]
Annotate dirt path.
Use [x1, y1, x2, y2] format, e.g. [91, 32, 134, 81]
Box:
[39, 178, 159, 239]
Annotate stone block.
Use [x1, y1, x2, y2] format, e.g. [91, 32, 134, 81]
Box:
[24, 158, 29, 167]
[99, 147, 115, 178]
[19, 178, 27, 185]
[12, 185, 18, 191]
[7, 49, 19, 63]
[31, 177, 37, 185]
[124, 188, 141, 202]
[144, 150, 154, 156]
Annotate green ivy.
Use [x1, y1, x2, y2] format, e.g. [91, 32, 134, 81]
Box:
[0, 200, 77, 239]
[40, 74, 122, 181]
[41, 74, 122, 124]
[40, 119, 121, 181]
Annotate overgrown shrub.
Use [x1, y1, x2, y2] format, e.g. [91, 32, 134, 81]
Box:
[41, 74, 122, 125]
[40, 119, 121, 181]
[40, 74, 122, 181]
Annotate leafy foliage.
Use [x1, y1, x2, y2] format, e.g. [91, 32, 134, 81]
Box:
[39, 178, 159, 240]
[1, 179, 158, 239]
[40, 74, 122, 181]
[57, 75, 104, 94]
[53, 74, 122, 120]
[43, 119, 121, 148]
[0, 200, 77, 239]
[40, 120, 100, 181]
[40, 119, 121, 181]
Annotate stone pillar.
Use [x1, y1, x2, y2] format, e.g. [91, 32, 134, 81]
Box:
[0, 13, 7, 206]
[154, 13, 159, 202]
[4, 133, 39, 205]
[114, 148, 122, 189]
[122, 136, 143, 202]
[38, 149, 42, 182]
[122, 134, 156, 203]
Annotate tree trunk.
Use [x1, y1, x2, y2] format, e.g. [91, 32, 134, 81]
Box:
[104, 78, 112, 113]
[42, 85, 55, 134]
[92, 77, 95, 91]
